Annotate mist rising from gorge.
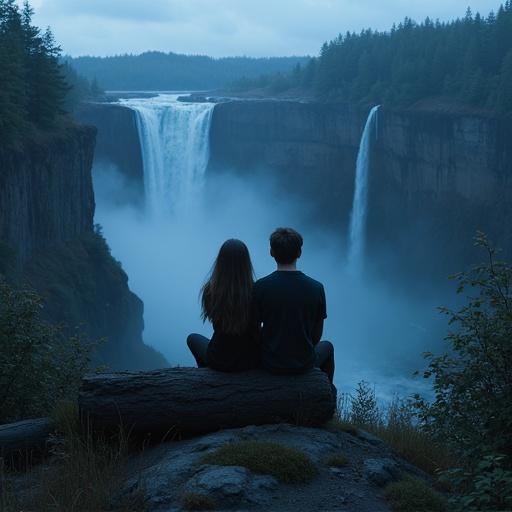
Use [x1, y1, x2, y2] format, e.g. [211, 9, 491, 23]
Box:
[93, 161, 450, 400]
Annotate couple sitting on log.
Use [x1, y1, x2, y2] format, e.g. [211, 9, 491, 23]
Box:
[187, 227, 336, 390]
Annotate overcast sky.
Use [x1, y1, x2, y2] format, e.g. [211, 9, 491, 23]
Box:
[27, 0, 501, 58]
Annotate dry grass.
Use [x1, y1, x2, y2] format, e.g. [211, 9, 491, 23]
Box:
[201, 440, 317, 484]
[2, 401, 143, 512]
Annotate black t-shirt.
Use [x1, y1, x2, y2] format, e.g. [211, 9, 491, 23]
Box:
[254, 270, 327, 373]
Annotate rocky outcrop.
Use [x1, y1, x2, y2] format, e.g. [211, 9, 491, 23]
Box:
[117, 423, 428, 511]
[0, 126, 95, 263]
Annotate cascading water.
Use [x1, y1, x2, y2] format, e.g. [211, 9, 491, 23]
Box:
[347, 105, 380, 271]
[120, 94, 214, 216]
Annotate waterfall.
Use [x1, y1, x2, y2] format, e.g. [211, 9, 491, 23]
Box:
[347, 105, 380, 270]
[121, 94, 214, 216]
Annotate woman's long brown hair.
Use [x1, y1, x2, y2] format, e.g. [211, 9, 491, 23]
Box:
[201, 239, 255, 335]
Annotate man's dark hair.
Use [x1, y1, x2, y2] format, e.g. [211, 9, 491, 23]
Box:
[270, 227, 303, 265]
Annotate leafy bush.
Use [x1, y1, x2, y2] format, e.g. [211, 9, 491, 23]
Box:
[0, 279, 94, 423]
[416, 233, 512, 510]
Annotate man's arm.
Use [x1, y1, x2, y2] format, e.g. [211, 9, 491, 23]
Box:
[312, 318, 324, 346]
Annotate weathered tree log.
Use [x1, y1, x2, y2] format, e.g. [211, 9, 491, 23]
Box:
[0, 418, 54, 458]
[79, 367, 335, 436]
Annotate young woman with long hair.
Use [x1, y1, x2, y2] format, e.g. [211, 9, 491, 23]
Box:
[186, 239, 260, 371]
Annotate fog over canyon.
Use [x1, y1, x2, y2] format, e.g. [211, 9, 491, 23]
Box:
[84, 93, 498, 401]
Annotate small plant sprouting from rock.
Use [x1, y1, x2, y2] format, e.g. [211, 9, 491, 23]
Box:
[326, 452, 349, 467]
[200, 440, 317, 484]
[384, 476, 447, 512]
[182, 492, 216, 511]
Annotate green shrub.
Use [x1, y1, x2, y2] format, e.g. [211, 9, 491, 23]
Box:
[201, 440, 317, 483]
[415, 234, 512, 510]
[0, 279, 94, 423]
[385, 476, 447, 512]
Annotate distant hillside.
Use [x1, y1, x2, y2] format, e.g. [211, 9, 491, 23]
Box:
[65, 52, 310, 91]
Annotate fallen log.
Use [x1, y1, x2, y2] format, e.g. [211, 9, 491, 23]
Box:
[0, 417, 54, 459]
[79, 367, 335, 436]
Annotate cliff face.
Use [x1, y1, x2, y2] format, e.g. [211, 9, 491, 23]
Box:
[75, 103, 144, 204]
[209, 100, 368, 226]
[0, 127, 166, 370]
[0, 126, 95, 263]
[78, 99, 512, 274]
[210, 100, 512, 272]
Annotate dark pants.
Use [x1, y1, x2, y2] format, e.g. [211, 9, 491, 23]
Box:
[187, 333, 209, 368]
[187, 333, 335, 384]
[315, 340, 335, 384]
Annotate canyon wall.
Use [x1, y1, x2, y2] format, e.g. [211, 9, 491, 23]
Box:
[0, 127, 166, 370]
[0, 126, 95, 263]
[80, 99, 512, 275]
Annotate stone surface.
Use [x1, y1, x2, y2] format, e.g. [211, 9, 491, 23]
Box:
[0, 126, 96, 263]
[363, 458, 401, 487]
[115, 423, 430, 511]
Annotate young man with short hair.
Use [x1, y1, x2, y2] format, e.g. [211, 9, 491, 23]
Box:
[254, 227, 335, 384]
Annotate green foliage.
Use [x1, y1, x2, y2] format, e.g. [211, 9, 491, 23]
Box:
[349, 380, 381, 427]
[236, 2, 512, 113]
[201, 440, 317, 483]
[416, 232, 512, 510]
[0, 1, 99, 147]
[384, 476, 447, 512]
[0, 278, 94, 423]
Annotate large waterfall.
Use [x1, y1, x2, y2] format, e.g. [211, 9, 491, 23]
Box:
[347, 105, 380, 270]
[121, 94, 214, 216]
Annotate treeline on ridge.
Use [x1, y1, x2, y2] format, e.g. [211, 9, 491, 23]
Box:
[0, 0, 102, 146]
[232, 2, 512, 113]
[66, 52, 310, 91]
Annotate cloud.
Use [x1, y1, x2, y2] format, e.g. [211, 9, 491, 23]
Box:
[28, 0, 501, 58]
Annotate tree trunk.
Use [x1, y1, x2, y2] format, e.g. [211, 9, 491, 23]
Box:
[79, 367, 335, 437]
[0, 418, 54, 459]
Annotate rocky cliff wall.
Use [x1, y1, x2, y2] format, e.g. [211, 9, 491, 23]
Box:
[79, 99, 512, 273]
[0, 127, 166, 370]
[0, 126, 96, 263]
[75, 103, 144, 204]
[210, 100, 512, 272]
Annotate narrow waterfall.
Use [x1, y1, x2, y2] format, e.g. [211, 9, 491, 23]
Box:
[121, 94, 214, 216]
[347, 105, 380, 271]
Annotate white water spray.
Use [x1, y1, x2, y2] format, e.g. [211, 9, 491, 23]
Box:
[347, 105, 380, 270]
[121, 94, 214, 216]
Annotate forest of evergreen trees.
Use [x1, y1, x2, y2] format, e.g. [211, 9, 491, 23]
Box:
[67, 52, 309, 91]
[233, 2, 512, 113]
[0, 0, 101, 146]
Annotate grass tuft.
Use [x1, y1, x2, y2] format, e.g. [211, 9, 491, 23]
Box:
[2, 404, 141, 512]
[384, 476, 447, 512]
[324, 418, 358, 435]
[200, 440, 317, 484]
[326, 452, 349, 467]
[182, 492, 216, 511]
